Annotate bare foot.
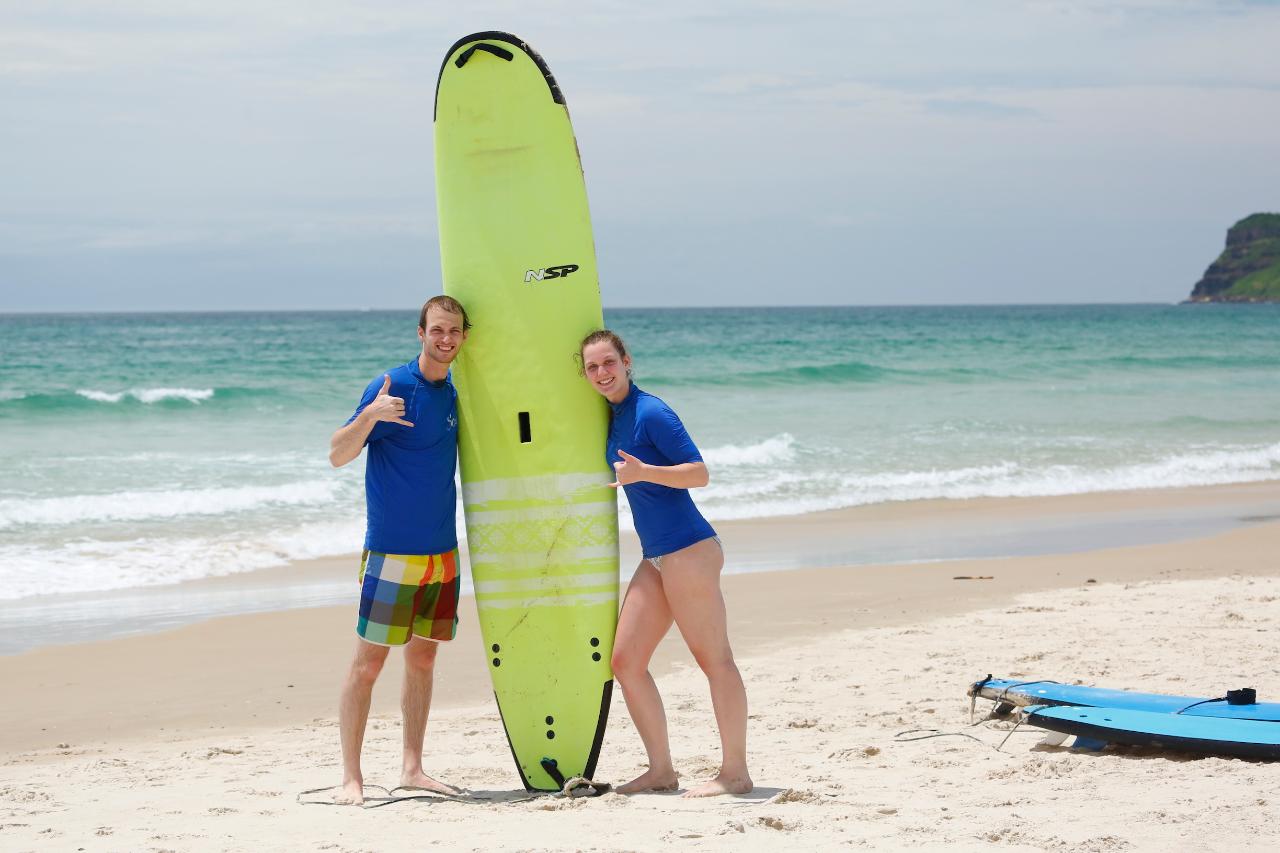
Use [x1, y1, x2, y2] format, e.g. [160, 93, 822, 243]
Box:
[333, 778, 367, 806]
[398, 770, 460, 796]
[682, 773, 753, 798]
[616, 767, 679, 794]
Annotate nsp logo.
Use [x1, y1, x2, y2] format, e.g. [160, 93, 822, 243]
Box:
[524, 264, 580, 283]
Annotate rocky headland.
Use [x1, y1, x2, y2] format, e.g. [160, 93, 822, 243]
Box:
[1186, 213, 1280, 302]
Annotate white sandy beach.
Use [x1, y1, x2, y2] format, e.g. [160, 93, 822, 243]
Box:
[3, 486, 1280, 851]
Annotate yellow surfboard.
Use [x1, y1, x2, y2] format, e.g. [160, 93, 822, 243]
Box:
[434, 31, 618, 792]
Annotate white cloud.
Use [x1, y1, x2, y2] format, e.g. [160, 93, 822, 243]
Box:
[3, 0, 1279, 307]
[697, 73, 801, 97]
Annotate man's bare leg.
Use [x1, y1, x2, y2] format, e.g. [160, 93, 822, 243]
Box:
[337, 638, 391, 805]
[612, 561, 680, 794]
[399, 636, 459, 795]
[662, 539, 752, 798]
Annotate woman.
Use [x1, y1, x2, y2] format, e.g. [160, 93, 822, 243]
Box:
[579, 329, 752, 798]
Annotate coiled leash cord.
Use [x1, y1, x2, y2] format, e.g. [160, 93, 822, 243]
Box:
[297, 775, 611, 809]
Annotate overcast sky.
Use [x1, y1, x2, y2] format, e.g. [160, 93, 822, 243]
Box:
[3, 0, 1279, 311]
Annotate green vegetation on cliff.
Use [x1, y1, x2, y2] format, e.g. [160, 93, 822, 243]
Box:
[1224, 264, 1280, 300]
[1188, 213, 1280, 303]
[1232, 212, 1280, 232]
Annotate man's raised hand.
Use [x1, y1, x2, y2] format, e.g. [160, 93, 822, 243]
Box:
[366, 374, 414, 427]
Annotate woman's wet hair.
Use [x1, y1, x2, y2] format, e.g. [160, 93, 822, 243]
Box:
[576, 329, 631, 377]
[420, 295, 471, 331]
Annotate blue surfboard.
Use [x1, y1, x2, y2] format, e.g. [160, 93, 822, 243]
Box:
[1024, 705, 1280, 760]
[971, 677, 1280, 722]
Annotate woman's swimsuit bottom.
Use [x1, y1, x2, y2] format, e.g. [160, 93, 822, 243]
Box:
[647, 535, 721, 570]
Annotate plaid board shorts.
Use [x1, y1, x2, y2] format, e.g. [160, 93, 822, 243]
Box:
[356, 549, 460, 645]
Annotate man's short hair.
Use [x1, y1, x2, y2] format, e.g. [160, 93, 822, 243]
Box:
[420, 295, 471, 331]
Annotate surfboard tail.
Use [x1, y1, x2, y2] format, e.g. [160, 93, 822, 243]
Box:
[493, 680, 614, 792]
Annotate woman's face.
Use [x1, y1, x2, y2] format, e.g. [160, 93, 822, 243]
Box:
[582, 340, 631, 401]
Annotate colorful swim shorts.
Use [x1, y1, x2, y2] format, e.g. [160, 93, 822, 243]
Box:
[356, 549, 460, 645]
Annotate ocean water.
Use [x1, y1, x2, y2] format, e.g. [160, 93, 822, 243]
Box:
[1, 305, 1278, 603]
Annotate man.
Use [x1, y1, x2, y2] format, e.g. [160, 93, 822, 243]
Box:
[328, 295, 470, 806]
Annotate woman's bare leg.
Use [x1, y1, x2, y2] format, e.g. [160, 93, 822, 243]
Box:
[660, 538, 752, 797]
[612, 560, 679, 793]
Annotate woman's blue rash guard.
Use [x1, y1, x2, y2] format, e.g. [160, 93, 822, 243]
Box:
[346, 358, 459, 555]
[607, 384, 717, 560]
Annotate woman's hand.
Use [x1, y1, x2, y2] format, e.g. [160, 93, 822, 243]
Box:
[610, 449, 646, 487]
[609, 451, 709, 489]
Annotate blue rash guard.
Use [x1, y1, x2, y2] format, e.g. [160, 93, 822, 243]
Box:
[346, 358, 459, 555]
[607, 384, 716, 559]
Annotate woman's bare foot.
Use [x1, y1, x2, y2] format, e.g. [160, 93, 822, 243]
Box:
[398, 770, 459, 796]
[333, 778, 367, 806]
[616, 767, 679, 794]
[682, 772, 753, 798]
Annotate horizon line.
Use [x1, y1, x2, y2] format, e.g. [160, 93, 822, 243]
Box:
[0, 300, 1212, 317]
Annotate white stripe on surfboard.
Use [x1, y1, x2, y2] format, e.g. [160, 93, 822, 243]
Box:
[469, 544, 618, 570]
[474, 572, 616, 595]
[475, 591, 617, 609]
[462, 472, 613, 505]
[465, 501, 616, 525]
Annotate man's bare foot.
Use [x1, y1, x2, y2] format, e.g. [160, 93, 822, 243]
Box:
[333, 778, 367, 806]
[398, 770, 460, 796]
[616, 767, 679, 794]
[682, 773, 753, 798]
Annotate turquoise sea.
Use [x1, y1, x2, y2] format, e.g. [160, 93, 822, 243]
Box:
[1, 305, 1279, 606]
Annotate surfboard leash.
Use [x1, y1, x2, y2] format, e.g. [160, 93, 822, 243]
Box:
[894, 721, 1041, 753]
[968, 675, 1064, 723]
[296, 784, 510, 809]
[297, 776, 613, 809]
[1174, 688, 1256, 715]
[296, 784, 395, 808]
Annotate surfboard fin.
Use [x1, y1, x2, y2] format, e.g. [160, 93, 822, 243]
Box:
[537, 758, 612, 797]
[540, 757, 567, 789]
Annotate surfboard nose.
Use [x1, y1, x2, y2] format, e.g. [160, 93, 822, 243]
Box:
[434, 31, 566, 120]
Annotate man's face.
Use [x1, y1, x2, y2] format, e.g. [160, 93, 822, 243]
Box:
[419, 306, 467, 365]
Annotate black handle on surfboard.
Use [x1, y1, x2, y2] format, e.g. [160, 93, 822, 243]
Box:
[456, 43, 514, 67]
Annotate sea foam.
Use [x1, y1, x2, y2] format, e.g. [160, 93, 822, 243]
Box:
[696, 443, 1280, 521]
[0, 519, 367, 601]
[0, 481, 341, 529]
[702, 433, 797, 466]
[0, 443, 1276, 600]
[75, 387, 215, 404]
